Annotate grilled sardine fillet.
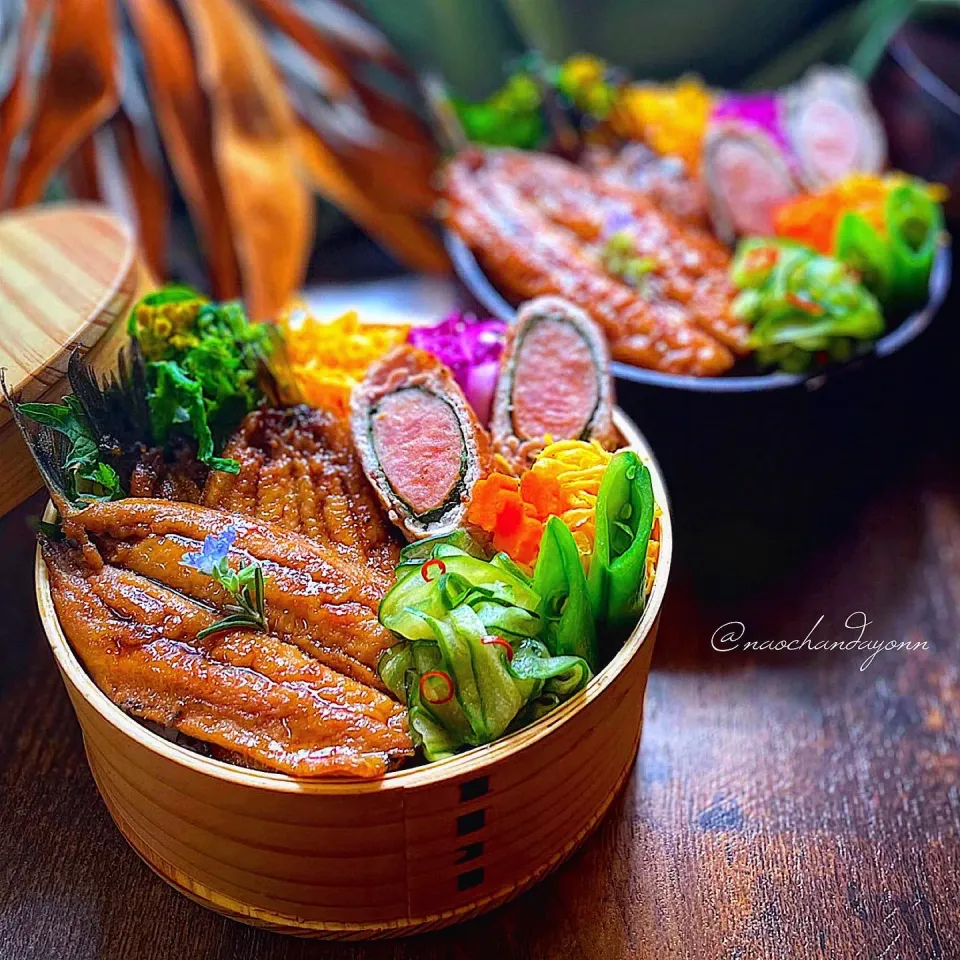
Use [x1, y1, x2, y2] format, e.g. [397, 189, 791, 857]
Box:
[43, 540, 412, 778]
[444, 150, 734, 377]
[73, 499, 396, 691]
[203, 405, 400, 577]
[479, 149, 747, 354]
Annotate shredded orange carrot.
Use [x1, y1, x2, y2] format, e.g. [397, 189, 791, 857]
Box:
[774, 173, 947, 255]
[467, 439, 614, 566]
[279, 304, 409, 417]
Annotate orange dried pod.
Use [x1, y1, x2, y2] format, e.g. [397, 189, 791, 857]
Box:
[180, 0, 314, 320]
[297, 123, 449, 273]
[9, 0, 119, 207]
[0, 0, 51, 199]
[62, 136, 102, 202]
[126, 0, 240, 299]
[112, 110, 169, 280]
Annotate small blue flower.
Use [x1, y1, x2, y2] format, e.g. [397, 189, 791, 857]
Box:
[182, 525, 237, 574]
[603, 208, 634, 238]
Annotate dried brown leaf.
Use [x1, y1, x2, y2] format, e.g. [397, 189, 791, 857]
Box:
[113, 110, 168, 279]
[180, 0, 313, 320]
[297, 123, 448, 274]
[9, 0, 119, 206]
[126, 0, 240, 298]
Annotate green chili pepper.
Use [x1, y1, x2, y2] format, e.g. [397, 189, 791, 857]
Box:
[835, 212, 894, 303]
[886, 182, 943, 305]
[587, 451, 656, 641]
[533, 516, 598, 669]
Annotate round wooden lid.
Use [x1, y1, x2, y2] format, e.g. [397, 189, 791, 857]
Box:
[0, 204, 147, 517]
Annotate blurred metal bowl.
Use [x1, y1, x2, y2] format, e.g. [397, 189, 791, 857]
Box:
[445, 230, 951, 393]
[871, 15, 960, 222]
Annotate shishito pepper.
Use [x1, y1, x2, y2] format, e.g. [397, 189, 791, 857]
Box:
[587, 451, 656, 642]
[378, 532, 591, 762]
[533, 516, 598, 669]
[731, 238, 885, 373]
[834, 211, 894, 304]
[886, 182, 943, 305]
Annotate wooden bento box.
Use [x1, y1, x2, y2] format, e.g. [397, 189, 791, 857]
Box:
[34, 405, 671, 938]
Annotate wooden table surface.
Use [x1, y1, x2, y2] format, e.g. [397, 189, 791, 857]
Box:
[2, 289, 959, 960]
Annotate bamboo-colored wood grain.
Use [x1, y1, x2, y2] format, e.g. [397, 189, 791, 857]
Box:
[35, 410, 672, 938]
[0, 204, 150, 518]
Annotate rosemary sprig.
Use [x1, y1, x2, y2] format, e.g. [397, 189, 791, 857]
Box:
[180, 526, 268, 640]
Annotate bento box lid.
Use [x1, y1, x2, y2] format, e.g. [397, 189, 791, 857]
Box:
[0, 203, 146, 518]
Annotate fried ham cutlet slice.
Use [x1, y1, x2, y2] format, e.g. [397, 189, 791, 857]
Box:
[43, 539, 412, 778]
[202, 405, 401, 578]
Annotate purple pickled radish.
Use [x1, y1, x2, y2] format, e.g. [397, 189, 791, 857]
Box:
[408, 313, 506, 424]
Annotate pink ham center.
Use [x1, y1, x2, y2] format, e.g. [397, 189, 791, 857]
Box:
[797, 100, 859, 183]
[715, 139, 795, 236]
[511, 319, 599, 441]
[372, 389, 463, 515]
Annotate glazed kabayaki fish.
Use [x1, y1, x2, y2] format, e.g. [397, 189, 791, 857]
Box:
[68, 498, 397, 691]
[477, 149, 748, 354]
[43, 540, 412, 778]
[202, 405, 401, 577]
[444, 149, 735, 376]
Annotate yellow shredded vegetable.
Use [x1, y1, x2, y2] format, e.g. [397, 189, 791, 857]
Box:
[611, 76, 714, 171]
[279, 304, 410, 417]
[530, 439, 613, 559]
[645, 512, 662, 600]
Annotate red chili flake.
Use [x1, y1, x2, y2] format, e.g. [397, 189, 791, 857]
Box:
[482, 635, 514, 660]
[420, 670, 454, 705]
[420, 558, 446, 582]
[786, 292, 824, 316]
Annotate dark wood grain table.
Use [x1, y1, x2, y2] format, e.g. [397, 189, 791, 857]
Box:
[2, 288, 959, 960]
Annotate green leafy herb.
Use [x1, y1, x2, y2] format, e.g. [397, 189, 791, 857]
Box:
[129, 290, 272, 472]
[600, 229, 657, 292]
[17, 396, 122, 502]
